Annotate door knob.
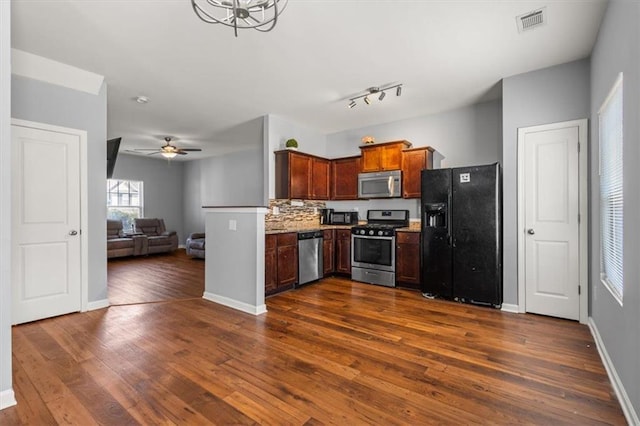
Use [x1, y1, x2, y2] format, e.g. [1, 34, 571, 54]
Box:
[69, 230, 78, 236]
[527, 228, 535, 235]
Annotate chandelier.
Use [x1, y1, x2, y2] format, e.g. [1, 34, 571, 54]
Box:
[191, 0, 289, 37]
[348, 84, 403, 109]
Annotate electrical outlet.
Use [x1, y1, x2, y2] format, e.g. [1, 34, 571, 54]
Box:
[313, 207, 318, 214]
[291, 200, 304, 207]
[272, 206, 280, 215]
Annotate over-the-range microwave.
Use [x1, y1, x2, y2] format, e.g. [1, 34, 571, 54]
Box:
[358, 170, 402, 198]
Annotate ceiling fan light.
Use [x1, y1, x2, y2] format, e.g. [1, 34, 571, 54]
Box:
[161, 152, 178, 159]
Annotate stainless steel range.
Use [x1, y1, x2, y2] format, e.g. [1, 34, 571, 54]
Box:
[351, 209, 410, 287]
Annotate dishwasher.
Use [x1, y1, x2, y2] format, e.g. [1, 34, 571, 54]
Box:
[297, 231, 324, 287]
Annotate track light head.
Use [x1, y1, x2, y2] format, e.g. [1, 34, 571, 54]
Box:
[347, 83, 403, 109]
[396, 86, 402, 96]
[348, 100, 356, 109]
[364, 96, 371, 105]
[378, 91, 386, 101]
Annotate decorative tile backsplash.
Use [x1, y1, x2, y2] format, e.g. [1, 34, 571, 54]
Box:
[265, 199, 326, 230]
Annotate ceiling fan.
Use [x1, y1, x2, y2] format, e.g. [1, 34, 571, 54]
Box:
[134, 137, 202, 158]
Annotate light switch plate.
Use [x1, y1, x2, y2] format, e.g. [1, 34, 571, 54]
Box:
[229, 219, 237, 231]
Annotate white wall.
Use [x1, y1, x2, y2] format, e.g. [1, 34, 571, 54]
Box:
[11, 75, 108, 303]
[589, 0, 640, 420]
[112, 154, 185, 244]
[502, 59, 590, 306]
[0, 0, 13, 409]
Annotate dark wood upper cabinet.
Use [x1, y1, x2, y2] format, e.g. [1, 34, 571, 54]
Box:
[331, 156, 360, 200]
[360, 140, 412, 172]
[275, 150, 328, 200]
[402, 147, 434, 199]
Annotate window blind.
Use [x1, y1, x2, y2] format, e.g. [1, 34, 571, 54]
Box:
[599, 73, 624, 302]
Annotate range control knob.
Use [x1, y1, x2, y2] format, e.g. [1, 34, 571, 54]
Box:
[359, 230, 365, 235]
[368, 230, 374, 236]
[378, 230, 384, 236]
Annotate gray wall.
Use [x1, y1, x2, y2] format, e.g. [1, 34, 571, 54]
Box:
[501, 59, 591, 305]
[0, 0, 12, 403]
[11, 75, 108, 303]
[183, 117, 265, 238]
[112, 154, 185, 245]
[590, 0, 640, 417]
[326, 99, 502, 168]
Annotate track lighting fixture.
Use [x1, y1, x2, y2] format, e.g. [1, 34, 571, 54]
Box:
[347, 83, 403, 108]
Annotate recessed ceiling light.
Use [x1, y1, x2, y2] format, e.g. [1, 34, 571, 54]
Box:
[135, 96, 149, 104]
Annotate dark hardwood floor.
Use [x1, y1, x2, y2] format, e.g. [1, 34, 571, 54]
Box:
[107, 249, 204, 305]
[2, 275, 625, 424]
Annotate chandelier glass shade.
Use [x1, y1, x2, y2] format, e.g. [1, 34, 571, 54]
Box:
[191, 0, 288, 37]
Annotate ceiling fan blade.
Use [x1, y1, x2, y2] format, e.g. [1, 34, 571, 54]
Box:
[147, 152, 162, 156]
[134, 148, 161, 151]
[176, 151, 188, 155]
[179, 148, 202, 152]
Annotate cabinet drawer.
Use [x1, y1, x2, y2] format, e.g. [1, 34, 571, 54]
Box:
[277, 233, 298, 247]
[323, 229, 334, 240]
[265, 234, 277, 250]
[396, 232, 420, 244]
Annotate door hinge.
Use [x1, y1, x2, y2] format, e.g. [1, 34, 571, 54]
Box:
[577, 142, 580, 153]
[578, 285, 581, 295]
[578, 214, 581, 224]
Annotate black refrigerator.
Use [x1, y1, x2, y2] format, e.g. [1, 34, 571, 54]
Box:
[420, 163, 502, 308]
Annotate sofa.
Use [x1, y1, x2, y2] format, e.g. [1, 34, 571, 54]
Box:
[186, 232, 205, 259]
[107, 219, 147, 258]
[134, 218, 179, 255]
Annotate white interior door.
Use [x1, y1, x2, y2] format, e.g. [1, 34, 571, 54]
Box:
[11, 123, 82, 324]
[521, 122, 582, 321]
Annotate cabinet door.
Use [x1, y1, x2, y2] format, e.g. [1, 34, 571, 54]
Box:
[396, 232, 421, 288]
[277, 245, 297, 287]
[290, 153, 312, 199]
[311, 158, 330, 200]
[265, 235, 278, 295]
[335, 229, 352, 274]
[331, 157, 360, 200]
[381, 144, 403, 170]
[323, 231, 335, 276]
[361, 147, 382, 172]
[402, 149, 427, 199]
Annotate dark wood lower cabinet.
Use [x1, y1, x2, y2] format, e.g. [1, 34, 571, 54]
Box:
[396, 231, 421, 289]
[335, 229, 352, 275]
[323, 230, 335, 276]
[265, 232, 298, 296]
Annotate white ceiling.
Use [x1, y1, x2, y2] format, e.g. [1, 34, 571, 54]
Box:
[11, 0, 607, 161]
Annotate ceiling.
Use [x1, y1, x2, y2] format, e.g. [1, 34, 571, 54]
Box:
[11, 0, 607, 161]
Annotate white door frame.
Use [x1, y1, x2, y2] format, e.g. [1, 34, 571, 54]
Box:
[517, 119, 589, 324]
[11, 118, 89, 313]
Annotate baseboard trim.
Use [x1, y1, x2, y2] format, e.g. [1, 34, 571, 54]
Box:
[86, 299, 110, 311]
[202, 292, 267, 316]
[501, 303, 519, 313]
[588, 317, 639, 425]
[0, 388, 16, 410]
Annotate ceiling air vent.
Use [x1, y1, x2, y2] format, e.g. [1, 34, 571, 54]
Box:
[516, 7, 546, 33]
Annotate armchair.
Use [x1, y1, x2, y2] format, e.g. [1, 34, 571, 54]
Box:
[134, 218, 179, 254]
[186, 232, 205, 259]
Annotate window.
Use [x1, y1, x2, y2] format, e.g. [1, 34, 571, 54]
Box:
[107, 179, 143, 231]
[598, 73, 624, 303]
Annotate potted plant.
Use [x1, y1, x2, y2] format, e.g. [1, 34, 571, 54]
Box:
[285, 138, 298, 150]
